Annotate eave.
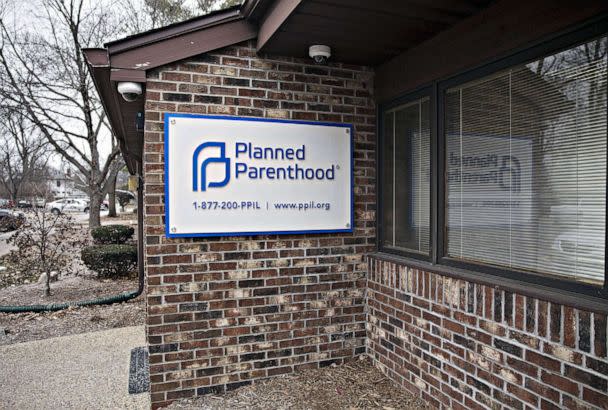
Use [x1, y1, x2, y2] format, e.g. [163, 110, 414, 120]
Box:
[83, 4, 269, 174]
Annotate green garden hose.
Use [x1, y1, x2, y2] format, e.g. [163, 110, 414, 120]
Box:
[0, 290, 140, 313]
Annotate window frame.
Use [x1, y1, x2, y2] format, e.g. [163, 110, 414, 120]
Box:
[377, 85, 435, 262]
[377, 17, 608, 299]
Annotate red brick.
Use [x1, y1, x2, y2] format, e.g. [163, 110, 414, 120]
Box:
[540, 371, 579, 396]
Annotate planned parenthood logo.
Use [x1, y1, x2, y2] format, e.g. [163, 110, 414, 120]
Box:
[192, 142, 230, 192]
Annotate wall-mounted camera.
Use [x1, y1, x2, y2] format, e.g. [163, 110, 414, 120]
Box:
[309, 45, 331, 65]
[117, 81, 143, 102]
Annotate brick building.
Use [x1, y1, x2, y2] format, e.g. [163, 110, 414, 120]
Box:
[85, 1, 608, 409]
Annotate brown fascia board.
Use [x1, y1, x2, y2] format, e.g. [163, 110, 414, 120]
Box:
[257, 0, 302, 51]
[110, 69, 147, 83]
[109, 18, 257, 70]
[83, 48, 109, 66]
[105, 6, 243, 55]
[104, 0, 277, 70]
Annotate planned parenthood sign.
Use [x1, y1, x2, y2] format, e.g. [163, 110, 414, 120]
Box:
[164, 114, 353, 237]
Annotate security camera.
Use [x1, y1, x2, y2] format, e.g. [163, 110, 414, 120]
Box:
[117, 82, 143, 102]
[309, 45, 331, 65]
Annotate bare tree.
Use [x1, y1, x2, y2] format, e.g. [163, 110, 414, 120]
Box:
[196, 0, 242, 13]
[0, 108, 51, 203]
[118, 0, 193, 31]
[119, 0, 241, 32]
[0, 0, 122, 228]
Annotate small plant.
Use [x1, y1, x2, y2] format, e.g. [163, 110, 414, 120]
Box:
[91, 225, 134, 244]
[8, 207, 79, 296]
[81, 244, 137, 279]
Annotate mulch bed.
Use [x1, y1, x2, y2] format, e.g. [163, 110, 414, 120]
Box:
[0, 275, 142, 346]
[0, 276, 138, 306]
[164, 357, 428, 410]
[0, 295, 145, 345]
[0, 254, 38, 289]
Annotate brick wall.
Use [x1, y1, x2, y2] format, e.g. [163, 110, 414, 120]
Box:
[141, 37, 608, 410]
[142, 40, 376, 408]
[367, 257, 608, 410]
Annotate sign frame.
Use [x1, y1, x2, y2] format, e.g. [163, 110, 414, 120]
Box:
[163, 113, 354, 238]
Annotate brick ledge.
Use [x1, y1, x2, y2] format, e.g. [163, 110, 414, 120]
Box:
[367, 252, 608, 315]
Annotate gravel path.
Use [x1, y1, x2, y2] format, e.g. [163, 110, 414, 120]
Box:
[163, 357, 428, 410]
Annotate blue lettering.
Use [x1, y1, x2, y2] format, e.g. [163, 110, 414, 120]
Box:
[235, 163, 247, 177]
[235, 142, 248, 158]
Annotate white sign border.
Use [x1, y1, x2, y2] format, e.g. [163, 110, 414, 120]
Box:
[164, 113, 354, 238]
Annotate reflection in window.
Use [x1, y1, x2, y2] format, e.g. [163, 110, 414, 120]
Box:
[445, 36, 607, 284]
[382, 97, 431, 254]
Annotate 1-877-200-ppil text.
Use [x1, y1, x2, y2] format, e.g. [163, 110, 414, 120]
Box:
[192, 200, 331, 211]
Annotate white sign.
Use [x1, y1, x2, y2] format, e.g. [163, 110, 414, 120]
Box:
[447, 134, 533, 227]
[165, 114, 353, 237]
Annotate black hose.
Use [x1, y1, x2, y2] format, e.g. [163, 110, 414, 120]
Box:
[0, 172, 145, 314]
[0, 290, 139, 313]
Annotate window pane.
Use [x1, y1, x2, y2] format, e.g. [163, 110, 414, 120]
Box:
[445, 35, 607, 285]
[383, 97, 431, 254]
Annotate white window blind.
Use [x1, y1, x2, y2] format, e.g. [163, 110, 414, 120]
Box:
[445, 36, 607, 284]
[382, 97, 430, 254]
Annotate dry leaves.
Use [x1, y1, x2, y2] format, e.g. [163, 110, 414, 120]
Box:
[0, 295, 144, 345]
[165, 357, 428, 410]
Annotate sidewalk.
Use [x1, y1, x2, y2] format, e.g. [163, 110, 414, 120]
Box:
[0, 325, 149, 409]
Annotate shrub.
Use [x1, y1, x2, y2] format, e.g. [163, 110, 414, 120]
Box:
[81, 244, 137, 279]
[91, 225, 134, 244]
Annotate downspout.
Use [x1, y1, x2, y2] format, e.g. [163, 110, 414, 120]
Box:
[136, 164, 145, 296]
[0, 167, 145, 313]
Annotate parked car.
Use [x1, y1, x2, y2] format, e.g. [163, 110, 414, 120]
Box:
[0, 209, 25, 231]
[46, 198, 91, 214]
[17, 200, 33, 209]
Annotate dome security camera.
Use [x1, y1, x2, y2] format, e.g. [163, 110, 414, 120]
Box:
[117, 82, 143, 102]
[309, 45, 331, 65]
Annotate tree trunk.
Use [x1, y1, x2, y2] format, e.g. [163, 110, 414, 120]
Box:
[10, 191, 18, 206]
[42, 261, 50, 297]
[88, 191, 103, 228]
[108, 172, 117, 218]
[45, 272, 51, 297]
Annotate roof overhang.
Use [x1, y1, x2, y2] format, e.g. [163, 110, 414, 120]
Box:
[83, 3, 268, 174]
[84, 0, 496, 173]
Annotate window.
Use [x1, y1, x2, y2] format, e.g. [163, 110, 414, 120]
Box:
[379, 26, 608, 295]
[381, 96, 431, 256]
[445, 35, 607, 285]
